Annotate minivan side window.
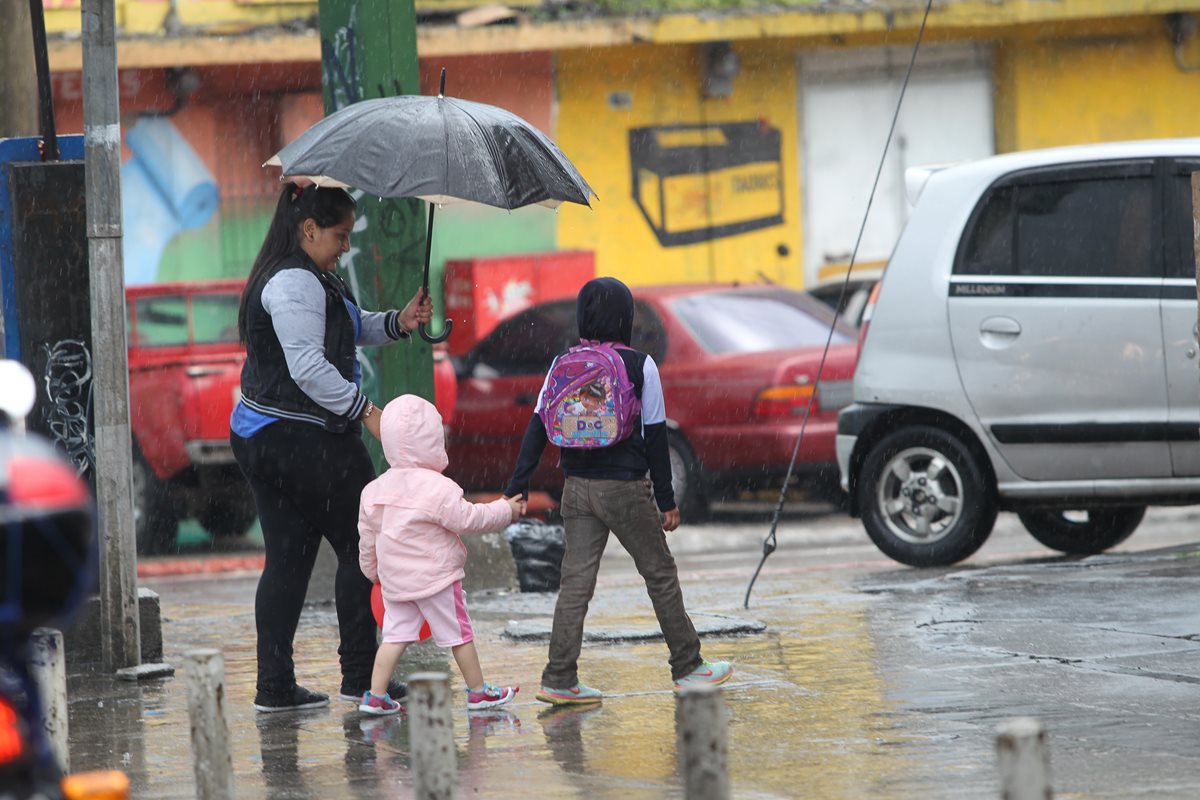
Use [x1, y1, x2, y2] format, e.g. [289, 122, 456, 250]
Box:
[1167, 168, 1198, 280]
[958, 176, 1155, 279]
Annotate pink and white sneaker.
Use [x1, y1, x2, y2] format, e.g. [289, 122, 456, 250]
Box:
[466, 682, 519, 710]
[359, 691, 402, 716]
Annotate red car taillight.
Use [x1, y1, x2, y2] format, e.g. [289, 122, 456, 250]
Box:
[856, 281, 883, 359]
[752, 384, 818, 418]
[0, 698, 25, 765]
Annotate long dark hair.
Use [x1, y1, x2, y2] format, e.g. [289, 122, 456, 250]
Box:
[238, 182, 357, 342]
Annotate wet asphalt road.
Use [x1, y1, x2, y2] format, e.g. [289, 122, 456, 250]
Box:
[62, 503, 1200, 798]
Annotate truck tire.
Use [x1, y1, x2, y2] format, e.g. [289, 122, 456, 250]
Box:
[857, 425, 997, 567]
[1018, 507, 1145, 555]
[197, 490, 257, 539]
[133, 451, 178, 555]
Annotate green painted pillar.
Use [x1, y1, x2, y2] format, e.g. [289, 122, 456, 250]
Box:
[318, 0, 433, 422]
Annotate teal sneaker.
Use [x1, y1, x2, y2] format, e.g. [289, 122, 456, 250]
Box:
[674, 660, 733, 690]
[535, 682, 603, 705]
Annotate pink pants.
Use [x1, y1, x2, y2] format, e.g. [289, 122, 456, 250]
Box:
[381, 581, 475, 647]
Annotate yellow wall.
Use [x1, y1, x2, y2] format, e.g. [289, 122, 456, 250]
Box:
[556, 42, 804, 288]
[996, 20, 1200, 151]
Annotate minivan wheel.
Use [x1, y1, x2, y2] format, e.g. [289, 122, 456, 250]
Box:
[1017, 507, 1145, 555]
[858, 426, 997, 567]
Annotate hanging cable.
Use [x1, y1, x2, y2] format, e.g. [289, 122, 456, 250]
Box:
[743, 0, 935, 609]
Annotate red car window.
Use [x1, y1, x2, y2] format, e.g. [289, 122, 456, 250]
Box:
[670, 290, 851, 354]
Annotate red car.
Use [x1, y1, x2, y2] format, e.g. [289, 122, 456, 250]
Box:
[127, 279, 457, 553]
[444, 283, 859, 519]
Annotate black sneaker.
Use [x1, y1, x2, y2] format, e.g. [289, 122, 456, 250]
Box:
[253, 685, 330, 713]
[339, 680, 407, 703]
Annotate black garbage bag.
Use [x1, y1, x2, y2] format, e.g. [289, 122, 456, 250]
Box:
[504, 520, 565, 593]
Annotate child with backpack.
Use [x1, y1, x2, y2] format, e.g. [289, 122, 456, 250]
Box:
[505, 277, 732, 705]
[358, 394, 524, 716]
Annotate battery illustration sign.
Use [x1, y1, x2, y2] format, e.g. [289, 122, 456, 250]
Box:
[629, 121, 784, 248]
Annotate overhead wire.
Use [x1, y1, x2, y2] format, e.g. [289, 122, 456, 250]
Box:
[743, 0, 936, 608]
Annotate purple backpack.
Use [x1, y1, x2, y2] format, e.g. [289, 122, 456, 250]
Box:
[538, 340, 640, 448]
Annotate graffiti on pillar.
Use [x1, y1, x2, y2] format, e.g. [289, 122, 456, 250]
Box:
[322, 25, 361, 112]
[42, 339, 95, 477]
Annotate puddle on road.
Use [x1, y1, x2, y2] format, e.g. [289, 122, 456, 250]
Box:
[65, 593, 951, 798]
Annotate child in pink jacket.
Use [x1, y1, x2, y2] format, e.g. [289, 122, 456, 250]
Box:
[357, 394, 525, 715]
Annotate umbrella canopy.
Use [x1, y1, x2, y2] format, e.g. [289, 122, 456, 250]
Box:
[264, 94, 595, 210]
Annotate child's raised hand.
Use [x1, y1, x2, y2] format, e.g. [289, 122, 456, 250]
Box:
[503, 495, 524, 523]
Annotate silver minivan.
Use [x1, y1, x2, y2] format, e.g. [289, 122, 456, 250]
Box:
[837, 140, 1200, 567]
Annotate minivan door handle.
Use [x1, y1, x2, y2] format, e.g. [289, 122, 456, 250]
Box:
[979, 316, 1021, 349]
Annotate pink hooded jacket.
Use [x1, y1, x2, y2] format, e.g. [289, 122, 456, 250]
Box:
[358, 394, 512, 601]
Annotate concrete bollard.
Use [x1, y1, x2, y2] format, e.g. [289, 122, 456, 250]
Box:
[996, 717, 1053, 799]
[408, 672, 456, 800]
[29, 628, 69, 773]
[676, 683, 730, 800]
[183, 649, 235, 800]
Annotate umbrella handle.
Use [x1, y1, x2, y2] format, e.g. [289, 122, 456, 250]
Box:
[419, 202, 451, 343]
[419, 319, 452, 344]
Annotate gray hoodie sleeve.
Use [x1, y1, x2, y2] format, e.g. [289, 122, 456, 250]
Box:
[261, 268, 365, 419]
[357, 309, 409, 345]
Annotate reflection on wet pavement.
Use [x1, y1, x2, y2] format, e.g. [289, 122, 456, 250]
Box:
[70, 569, 944, 799]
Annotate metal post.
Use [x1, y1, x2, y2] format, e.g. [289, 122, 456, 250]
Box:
[28, 0, 58, 161]
[82, 0, 141, 672]
[408, 672, 456, 800]
[996, 717, 1052, 799]
[675, 684, 730, 800]
[0, 1, 37, 139]
[184, 650, 235, 800]
[29, 628, 69, 773]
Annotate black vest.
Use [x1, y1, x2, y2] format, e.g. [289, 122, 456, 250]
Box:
[240, 253, 361, 434]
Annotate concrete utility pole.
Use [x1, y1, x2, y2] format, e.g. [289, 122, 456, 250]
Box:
[317, 0, 434, 421]
[0, 1, 37, 139]
[82, 0, 142, 672]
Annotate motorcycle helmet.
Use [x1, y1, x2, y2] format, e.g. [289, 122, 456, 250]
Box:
[0, 361, 94, 643]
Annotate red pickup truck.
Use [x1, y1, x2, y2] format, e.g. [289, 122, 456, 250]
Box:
[127, 280, 251, 553]
[127, 280, 455, 554]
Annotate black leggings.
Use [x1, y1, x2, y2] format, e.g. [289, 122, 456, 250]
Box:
[231, 422, 377, 695]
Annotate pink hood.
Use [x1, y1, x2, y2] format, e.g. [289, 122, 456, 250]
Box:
[359, 394, 511, 601]
[381, 394, 449, 473]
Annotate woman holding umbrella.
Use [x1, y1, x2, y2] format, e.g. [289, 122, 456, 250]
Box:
[230, 181, 432, 712]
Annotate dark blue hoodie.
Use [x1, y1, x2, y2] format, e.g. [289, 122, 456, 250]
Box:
[505, 278, 676, 512]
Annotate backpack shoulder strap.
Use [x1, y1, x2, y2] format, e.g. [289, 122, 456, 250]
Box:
[615, 348, 646, 400]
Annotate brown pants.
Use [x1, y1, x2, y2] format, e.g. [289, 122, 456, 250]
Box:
[542, 477, 703, 688]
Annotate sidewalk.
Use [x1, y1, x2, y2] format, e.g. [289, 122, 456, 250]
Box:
[61, 519, 1200, 798]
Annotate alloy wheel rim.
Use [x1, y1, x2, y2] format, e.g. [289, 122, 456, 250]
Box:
[669, 444, 687, 506]
[877, 446, 964, 545]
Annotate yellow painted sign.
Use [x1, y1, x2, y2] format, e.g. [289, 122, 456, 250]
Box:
[631, 122, 785, 247]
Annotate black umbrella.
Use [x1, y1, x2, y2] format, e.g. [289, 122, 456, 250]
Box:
[265, 70, 595, 343]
